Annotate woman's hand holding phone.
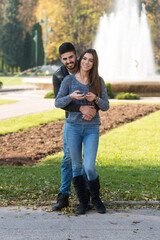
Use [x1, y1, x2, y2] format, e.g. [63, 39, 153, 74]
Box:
[70, 90, 86, 100]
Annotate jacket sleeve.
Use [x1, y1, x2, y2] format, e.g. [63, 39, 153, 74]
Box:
[53, 74, 61, 98]
[53, 73, 80, 112]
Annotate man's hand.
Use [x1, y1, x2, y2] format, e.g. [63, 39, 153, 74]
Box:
[80, 106, 96, 121]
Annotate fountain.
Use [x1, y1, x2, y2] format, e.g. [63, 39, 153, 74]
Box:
[93, 0, 159, 85]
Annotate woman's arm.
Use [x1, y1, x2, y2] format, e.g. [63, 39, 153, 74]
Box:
[55, 76, 86, 108]
[55, 76, 72, 108]
[95, 78, 110, 111]
[53, 73, 82, 112]
[85, 78, 109, 111]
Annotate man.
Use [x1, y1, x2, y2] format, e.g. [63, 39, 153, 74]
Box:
[52, 42, 96, 212]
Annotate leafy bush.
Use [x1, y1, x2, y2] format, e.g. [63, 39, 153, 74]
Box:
[115, 92, 140, 100]
[44, 91, 55, 99]
[0, 81, 3, 89]
[105, 83, 114, 98]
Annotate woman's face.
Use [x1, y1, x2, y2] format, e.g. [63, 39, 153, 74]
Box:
[80, 53, 94, 72]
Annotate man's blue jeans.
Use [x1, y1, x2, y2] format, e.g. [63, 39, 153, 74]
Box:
[60, 120, 72, 195]
[66, 123, 99, 181]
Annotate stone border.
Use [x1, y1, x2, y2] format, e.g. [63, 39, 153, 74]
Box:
[104, 201, 160, 206]
[111, 82, 160, 96]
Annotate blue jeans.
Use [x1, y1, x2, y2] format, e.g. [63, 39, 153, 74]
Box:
[60, 121, 88, 194]
[66, 123, 99, 181]
[60, 120, 72, 195]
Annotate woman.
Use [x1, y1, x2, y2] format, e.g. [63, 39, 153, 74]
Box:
[55, 49, 109, 214]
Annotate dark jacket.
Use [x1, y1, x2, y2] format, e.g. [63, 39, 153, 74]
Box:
[52, 65, 80, 117]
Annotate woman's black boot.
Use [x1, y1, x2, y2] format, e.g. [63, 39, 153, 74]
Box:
[73, 175, 88, 215]
[87, 176, 106, 214]
[86, 189, 93, 210]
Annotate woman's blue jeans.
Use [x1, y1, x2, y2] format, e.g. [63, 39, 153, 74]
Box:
[66, 123, 99, 181]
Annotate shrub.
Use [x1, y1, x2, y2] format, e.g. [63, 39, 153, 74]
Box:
[105, 83, 114, 98]
[115, 92, 140, 100]
[44, 91, 55, 99]
[0, 81, 3, 89]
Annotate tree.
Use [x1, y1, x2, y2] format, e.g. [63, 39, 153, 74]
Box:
[0, 0, 24, 73]
[0, 0, 5, 29]
[31, 23, 44, 67]
[0, 0, 6, 72]
[141, 0, 160, 61]
[19, 0, 38, 31]
[35, 0, 112, 61]
[21, 31, 32, 71]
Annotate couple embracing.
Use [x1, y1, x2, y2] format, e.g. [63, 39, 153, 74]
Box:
[52, 42, 109, 215]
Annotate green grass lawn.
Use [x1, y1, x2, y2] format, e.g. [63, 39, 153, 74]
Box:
[0, 109, 160, 206]
[0, 76, 23, 85]
[0, 99, 18, 105]
[97, 110, 160, 201]
[0, 109, 65, 135]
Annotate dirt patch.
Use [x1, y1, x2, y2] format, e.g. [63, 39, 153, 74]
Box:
[0, 104, 160, 167]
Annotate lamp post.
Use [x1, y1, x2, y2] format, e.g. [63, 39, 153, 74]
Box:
[39, 10, 53, 65]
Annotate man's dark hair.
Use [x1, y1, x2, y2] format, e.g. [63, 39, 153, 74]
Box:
[59, 42, 76, 56]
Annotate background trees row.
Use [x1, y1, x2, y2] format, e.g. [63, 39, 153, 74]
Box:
[142, 0, 160, 60]
[0, 0, 159, 73]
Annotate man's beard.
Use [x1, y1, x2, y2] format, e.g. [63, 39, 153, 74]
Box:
[66, 61, 77, 71]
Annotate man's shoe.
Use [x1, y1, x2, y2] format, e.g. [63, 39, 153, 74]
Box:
[52, 193, 69, 211]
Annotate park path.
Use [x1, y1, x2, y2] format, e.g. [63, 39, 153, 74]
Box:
[0, 85, 55, 120]
[0, 206, 160, 240]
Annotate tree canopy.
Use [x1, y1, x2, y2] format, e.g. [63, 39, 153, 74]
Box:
[142, 0, 160, 60]
[35, 0, 112, 60]
[0, 0, 23, 72]
[34, 0, 160, 62]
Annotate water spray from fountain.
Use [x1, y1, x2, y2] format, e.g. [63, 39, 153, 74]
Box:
[2, 65, 57, 86]
[93, 0, 156, 83]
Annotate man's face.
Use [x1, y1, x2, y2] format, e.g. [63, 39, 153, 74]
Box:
[60, 51, 77, 71]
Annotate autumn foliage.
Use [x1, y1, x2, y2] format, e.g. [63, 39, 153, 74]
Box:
[0, 0, 160, 67]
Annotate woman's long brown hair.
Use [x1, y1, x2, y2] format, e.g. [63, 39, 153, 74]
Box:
[78, 49, 101, 97]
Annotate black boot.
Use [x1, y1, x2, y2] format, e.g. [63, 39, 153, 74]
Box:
[86, 189, 93, 210]
[87, 176, 106, 214]
[52, 193, 69, 211]
[73, 175, 88, 215]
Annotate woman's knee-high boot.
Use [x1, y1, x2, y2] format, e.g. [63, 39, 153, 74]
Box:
[87, 176, 106, 214]
[73, 175, 88, 215]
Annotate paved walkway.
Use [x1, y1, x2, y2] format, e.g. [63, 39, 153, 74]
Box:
[0, 85, 55, 120]
[1, 84, 160, 121]
[0, 206, 160, 240]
